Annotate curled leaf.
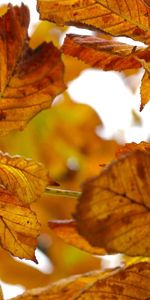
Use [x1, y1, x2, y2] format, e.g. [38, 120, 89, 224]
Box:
[0, 4, 65, 135]
[11, 262, 150, 299]
[76, 150, 150, 257]
[62, 34, 150, 71]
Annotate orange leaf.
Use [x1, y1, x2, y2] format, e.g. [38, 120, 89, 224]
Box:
[62, 34, 150, 71]
[116, 141, 150, 157]
[10, 262, 150, 299]
[48, 219, 106, 255]
[76, 150, 150, 257]
[37, 0, 150, 44]
[0, 4, 65, 135]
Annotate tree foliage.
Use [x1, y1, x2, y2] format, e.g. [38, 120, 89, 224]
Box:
[0, 0, 150, 299]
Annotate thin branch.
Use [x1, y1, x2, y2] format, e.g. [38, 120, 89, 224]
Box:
[45, 187, 81, 198]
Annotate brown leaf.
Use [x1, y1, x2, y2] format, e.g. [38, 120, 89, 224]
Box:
[62, 34, 150, 71]
[37, 0, 150, 44]
[0, 249, 50, 289]
[76, 150, 150, 257]
[11, 262, 150, 299]
[48, 219, 106, 255]
[142, 0, 150, 8]
[0, 152, 49, 261]
[0, 4, 65, 135]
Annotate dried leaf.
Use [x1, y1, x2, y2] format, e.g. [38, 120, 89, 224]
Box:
[0, 152, 49, 261]
[62, 34, 150, 71]
[76, 150, 150, 257]
[48, 219, 106, 255]
[37, 0, 150, 44]
[0, 4, 65, 135]
[11, 262, 150, 299]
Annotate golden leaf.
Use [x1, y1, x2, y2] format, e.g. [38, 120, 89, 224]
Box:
[0, 152, 49, 204]
[48, 219, 106, 255]
[11, 262, 150, 299]
[0, 186, 40, 262]
[0, 4, 65, 135]
[76, 150, 150, 257]
[37, 0, 150, 44]
[62, 34, 150, 71]
[0, 152, 49, 261]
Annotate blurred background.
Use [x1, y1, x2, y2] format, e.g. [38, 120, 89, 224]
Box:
[0, 0, 149, 298]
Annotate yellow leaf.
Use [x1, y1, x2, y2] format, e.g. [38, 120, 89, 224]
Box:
[0, 186, 40, 262]
[76, 150, 150, 257]
[0, 4, 65, 135]
[62, 34, 150, 71]
[0, 152, 49, 204]
[10, 262, 150, 299]
[48, 219, 106, 255]
[37, 0, 150, 44]
[0, 152, 49, 261]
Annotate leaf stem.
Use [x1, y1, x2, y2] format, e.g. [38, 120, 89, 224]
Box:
[45, 187, 81, 198]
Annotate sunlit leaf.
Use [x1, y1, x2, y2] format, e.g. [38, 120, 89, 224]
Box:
[76, 150, 150, 257]
[11, 262, 150, 299]
[48, 219, 106, 255]
[0, 152, 49, 204]
[0, 186, 40, 262]
[0, 4, 65, 135]
[0, 152, 50, 261]
[62, 34, 150, 71]
[37, 0, 150, 44]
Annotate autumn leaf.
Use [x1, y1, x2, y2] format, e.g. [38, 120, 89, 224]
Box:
[62, 34, 150, 71]
[0, 152, 49, 261]
[0, 152, 49, 204]
[75, 149, 150, 257]
[0, 4, 65, 135]
[48, 219, 106, 255]
[142, 0, 150, 8]
[0, 186, 40, 262]
[10, 262, 150, 299]
[37, 0, 150, 44]
[116, 141, 150, 157]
